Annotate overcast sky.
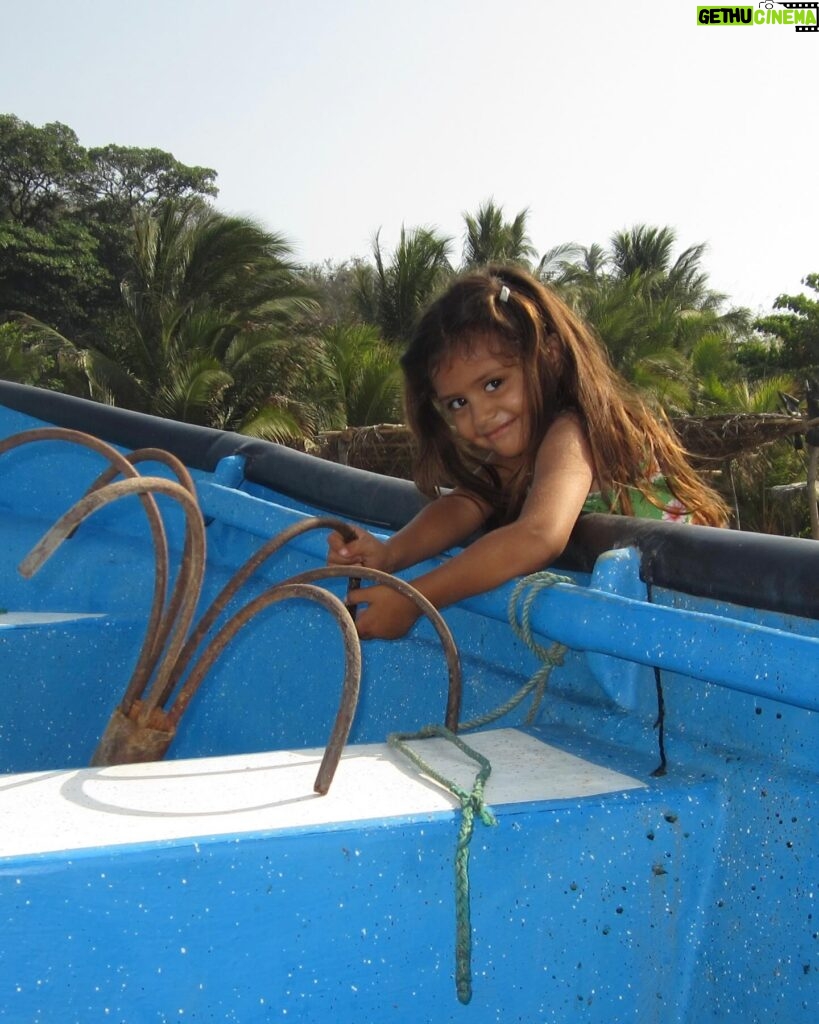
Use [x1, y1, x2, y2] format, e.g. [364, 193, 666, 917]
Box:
[3, 0, 817, 314]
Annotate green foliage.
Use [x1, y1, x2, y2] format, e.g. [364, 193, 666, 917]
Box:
[17, 200, 318, 440]
[301, 259, 370, 329]
[0, 115, 87, 228]
[0, 219, 112, 335]
[0, 114, 221, 341]
[113, 201, 315, 435]
[727, 443, 813, 537]
[83, 144, 217, 218]
[535, 241, 587, 282]
[754, 273, 819, 375]
[697, 372, 797, 416]
[354, 226, 453, 344]
[316, 323, 402, 429]
[734, 336, 785, 382]
[548, 225, 752, 415]
[461, 199, 537, 269]
[607, 225, 719, 310]
[0, 321, 52, 385]
[0, 320, 86, 392]
[0, 115, 218, 231]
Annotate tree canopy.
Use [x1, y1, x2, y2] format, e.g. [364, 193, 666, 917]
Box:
[0, 114, 219, 339]
[2, 117, 816, 466]
[754, 274, 819, 376]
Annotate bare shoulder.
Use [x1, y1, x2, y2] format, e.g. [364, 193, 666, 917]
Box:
[500, 410, 595, 553]
[546, 409, 587, 438]
[523, 412, 596, 521]
[534, 411, 593, 467]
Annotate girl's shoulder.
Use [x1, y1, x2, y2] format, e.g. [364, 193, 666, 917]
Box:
[533, 409, 596, 477]
[548, 408, 585, 430]
[536, 408, 591, 454]
[530, 409, 587, 452]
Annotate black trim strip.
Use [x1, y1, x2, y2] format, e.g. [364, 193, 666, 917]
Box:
[0, 382, 428, 528]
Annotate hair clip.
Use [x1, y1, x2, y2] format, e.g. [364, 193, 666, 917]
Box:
[498, 285, 510, 303]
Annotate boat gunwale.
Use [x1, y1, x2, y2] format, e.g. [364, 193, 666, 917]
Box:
[1, 380, 817, 622]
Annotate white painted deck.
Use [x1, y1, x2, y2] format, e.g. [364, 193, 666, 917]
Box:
[0, 728, 644, 858]
[0, 611, 105, 627]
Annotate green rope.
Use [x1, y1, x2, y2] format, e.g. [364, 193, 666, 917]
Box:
[505, 571, 570, 724]
[458, 571, 570, 732]
[388, 725, 497, 1005]
[387, 571, 572, 1003]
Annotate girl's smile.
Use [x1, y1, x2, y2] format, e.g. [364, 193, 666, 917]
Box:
[432, 337, 529, 463]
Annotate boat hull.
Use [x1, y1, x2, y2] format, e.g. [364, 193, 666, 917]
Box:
[0, 382, 817, 1022]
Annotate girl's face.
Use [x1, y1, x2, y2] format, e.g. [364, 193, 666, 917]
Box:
[431, 334, 529, 465]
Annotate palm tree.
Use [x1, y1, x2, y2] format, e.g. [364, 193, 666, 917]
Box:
[461, 199, 537, 269]
[535, 241, 589, 286]
[315, 323, 402, 429]
[560, 272, 688, 411]
[354, 226, 453, 345]
[40, 200, 318, 440]
[607, 225, 728, 313]
[551, 225, 751, 409]
[0, 322, 49, 383]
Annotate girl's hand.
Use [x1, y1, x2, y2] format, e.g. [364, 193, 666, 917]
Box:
[345, 584, 421, 640]
[327, 526, 392, 571]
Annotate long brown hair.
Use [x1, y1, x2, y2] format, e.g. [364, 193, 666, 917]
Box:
[400, 264, 729, 526]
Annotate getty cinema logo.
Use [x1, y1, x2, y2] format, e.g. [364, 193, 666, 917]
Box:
[697, 2, 819, 30]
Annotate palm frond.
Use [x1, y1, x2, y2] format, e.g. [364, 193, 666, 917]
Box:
[232, 400, 308, 442]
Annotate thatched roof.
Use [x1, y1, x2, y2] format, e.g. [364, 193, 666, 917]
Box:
[672, 414, 814, 464]
[315, 424, 415, 478]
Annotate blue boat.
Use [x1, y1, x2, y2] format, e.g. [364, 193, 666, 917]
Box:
[1, 380, 817, 1023]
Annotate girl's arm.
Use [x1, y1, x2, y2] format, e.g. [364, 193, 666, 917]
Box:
[347, 413, 595, 638]
[327, 488, 491, 573]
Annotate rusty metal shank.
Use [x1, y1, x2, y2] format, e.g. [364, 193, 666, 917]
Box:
[163, 516, 360, 699]
[0, 429, 173, 710]
[281, 565, 463, 732]
[18, 476, 206, 731]
[165, 582, 362, 794]
[80, 447, 199, 705]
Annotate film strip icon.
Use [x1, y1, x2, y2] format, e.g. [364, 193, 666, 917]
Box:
[775, 2, 819, 31]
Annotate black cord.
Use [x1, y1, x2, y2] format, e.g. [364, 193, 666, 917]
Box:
[651, 663, 667, 777]
[646, 579, 668, 777]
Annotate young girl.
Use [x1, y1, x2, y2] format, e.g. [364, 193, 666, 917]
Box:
[328, 264, 729, 640]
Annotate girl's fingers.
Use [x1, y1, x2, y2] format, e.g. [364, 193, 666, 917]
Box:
[328, 549, 358, 565]
[327, 529, 364, 564]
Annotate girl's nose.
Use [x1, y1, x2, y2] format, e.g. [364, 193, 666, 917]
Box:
[471, 399, 494, 432]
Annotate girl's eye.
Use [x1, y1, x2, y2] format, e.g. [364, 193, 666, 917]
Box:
[447, 397, 467, 412]
[484, 378, 503, 393]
